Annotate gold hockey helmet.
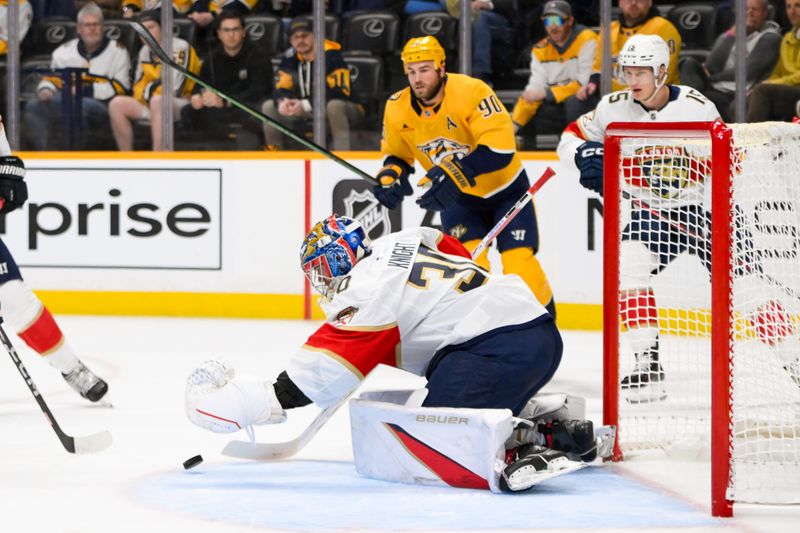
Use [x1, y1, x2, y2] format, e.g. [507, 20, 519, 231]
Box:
[401, 36, 446, 73]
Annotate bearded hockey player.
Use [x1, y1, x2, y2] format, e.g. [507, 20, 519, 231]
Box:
[186, 215, 610, 492]
[371, 36, 556, 318]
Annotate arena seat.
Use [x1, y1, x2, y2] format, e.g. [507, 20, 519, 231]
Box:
[402, 12, 457, 52]
[244, 14, 283, 58]
[28, 19, 77, 60]
[342, 12, 400, 55]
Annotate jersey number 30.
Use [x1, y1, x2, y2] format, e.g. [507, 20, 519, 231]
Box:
[408, 247, 488, 293]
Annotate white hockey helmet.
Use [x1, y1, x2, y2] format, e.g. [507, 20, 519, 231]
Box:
[617, 34, 670, 85]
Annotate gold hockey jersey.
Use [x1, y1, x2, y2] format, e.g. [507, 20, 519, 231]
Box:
[594, 15, 682, 91]
[381, 73, 522, 199]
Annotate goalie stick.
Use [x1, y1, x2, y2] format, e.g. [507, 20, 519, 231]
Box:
[222, 169, 558, 461]
[128, 21, 378, 186]
[221, 386, 352, 461]
[1, 319, 112, 454]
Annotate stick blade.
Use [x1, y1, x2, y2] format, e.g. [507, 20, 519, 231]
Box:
[73, 430, 113, 454]
[222, 439, 300, 461]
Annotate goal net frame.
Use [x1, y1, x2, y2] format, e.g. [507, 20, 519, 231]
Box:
[602, 120, 747, 518]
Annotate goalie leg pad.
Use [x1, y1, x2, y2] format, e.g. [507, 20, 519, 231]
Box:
[349, 392, 515, 492]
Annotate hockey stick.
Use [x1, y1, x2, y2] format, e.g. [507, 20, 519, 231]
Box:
[621, 189, 800, 302]
[221, 169, 557, 461]
[471, 166, 556, 259]
[0, 319, 112, 454]
[128, 21, 378, 185]
[221, 386, 353, 461]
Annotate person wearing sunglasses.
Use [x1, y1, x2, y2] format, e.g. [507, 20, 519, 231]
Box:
[510, 0, 597, 149]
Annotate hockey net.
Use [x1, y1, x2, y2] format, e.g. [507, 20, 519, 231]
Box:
[603, 121, 800, 517]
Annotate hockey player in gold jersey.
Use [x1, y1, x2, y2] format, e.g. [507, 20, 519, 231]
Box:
[373, 36, 556, 316]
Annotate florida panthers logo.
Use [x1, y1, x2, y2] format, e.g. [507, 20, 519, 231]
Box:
[622, 145, 711, 199]
[418, 137, 471, 166]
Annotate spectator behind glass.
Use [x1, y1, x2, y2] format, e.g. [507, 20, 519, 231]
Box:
[261, 17, 364, 151]
[108, 9, 201, 150]
[510, 0, 597, 148]
[680, 0, 781, 121]
[439, 0, 515, 84]
[122, 1, 193, 17]
[0, 0, 33, 56]
[747, 0, 800, 122]
[572, 0, 682, 119]
[23, 1, 131, 150]
[180, 11, 273, 148]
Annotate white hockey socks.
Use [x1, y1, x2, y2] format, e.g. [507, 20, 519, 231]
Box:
[0, 280, 79, 373]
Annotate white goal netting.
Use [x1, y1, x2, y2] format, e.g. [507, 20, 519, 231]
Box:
[609, 122, 800, 505]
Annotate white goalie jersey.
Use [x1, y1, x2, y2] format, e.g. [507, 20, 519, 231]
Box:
[287, 227, 548, 408]
[557, 85, 722, 208]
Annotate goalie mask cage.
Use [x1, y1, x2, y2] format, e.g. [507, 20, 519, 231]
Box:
[603, 120, 800, 517]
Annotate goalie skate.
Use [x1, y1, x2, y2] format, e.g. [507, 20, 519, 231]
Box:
[62, 362, 108, 402]
[499, 445, 586, 492]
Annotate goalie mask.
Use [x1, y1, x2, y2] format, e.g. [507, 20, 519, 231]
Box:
[301, 215, 371, 299]
[617, 34, 670, 91]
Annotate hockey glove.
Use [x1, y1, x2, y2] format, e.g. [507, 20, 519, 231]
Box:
[0, 155, 27, 214]
[416, 156, 476, 212]
[575, 141, 604, 196]
[372, 156, 414, 210]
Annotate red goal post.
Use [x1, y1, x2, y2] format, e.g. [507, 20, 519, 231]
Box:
[602, 120, 800, 517]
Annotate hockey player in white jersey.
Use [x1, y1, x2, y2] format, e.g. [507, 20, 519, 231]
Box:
[185, 215, 605, 492]
[0, 116, 108, 402]
[558, 34, 721, 402]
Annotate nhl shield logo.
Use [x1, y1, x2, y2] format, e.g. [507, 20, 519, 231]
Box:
[333, 179, 401, 240]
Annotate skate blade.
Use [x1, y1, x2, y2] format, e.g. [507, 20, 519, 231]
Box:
[504, 458, 586, 491]
[623, 385, 667, 404]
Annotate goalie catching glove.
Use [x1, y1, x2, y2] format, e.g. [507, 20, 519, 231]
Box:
[185, 358, 286, 434]
[372, 156, 414, 210]
[416, 156, 477, 211]
[0, 155, 27, 214]
[575, 141, 604, 196]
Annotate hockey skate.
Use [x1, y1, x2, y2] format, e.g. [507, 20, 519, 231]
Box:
[621, 344, 666, 403]
[785, 357, 800, 388]
[62, 362, 108, 402]
[499, 444, 586, 492]
[538, 419, 597, 462]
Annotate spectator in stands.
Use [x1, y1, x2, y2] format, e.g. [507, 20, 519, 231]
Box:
[23, 2, 130, 150]
[510, 1, 596, 148]
[261, 17, 363, 151]
[122, 1, 192, 18]
[747, 0, 800, 122]
[0, 0, 33, 56]
[439, 0, 516, 85]
[108, 9, 201, 150]
[405, 0, 442, 15]
[573, 0, 681, 118]
[180, 11, 272, 148]
[680, 0, 781, 122]
[186, 0, 261, 29]
[78, 0, 123, 19]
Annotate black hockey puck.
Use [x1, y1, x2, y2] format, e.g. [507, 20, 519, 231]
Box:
[183, 454, 203, 470]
